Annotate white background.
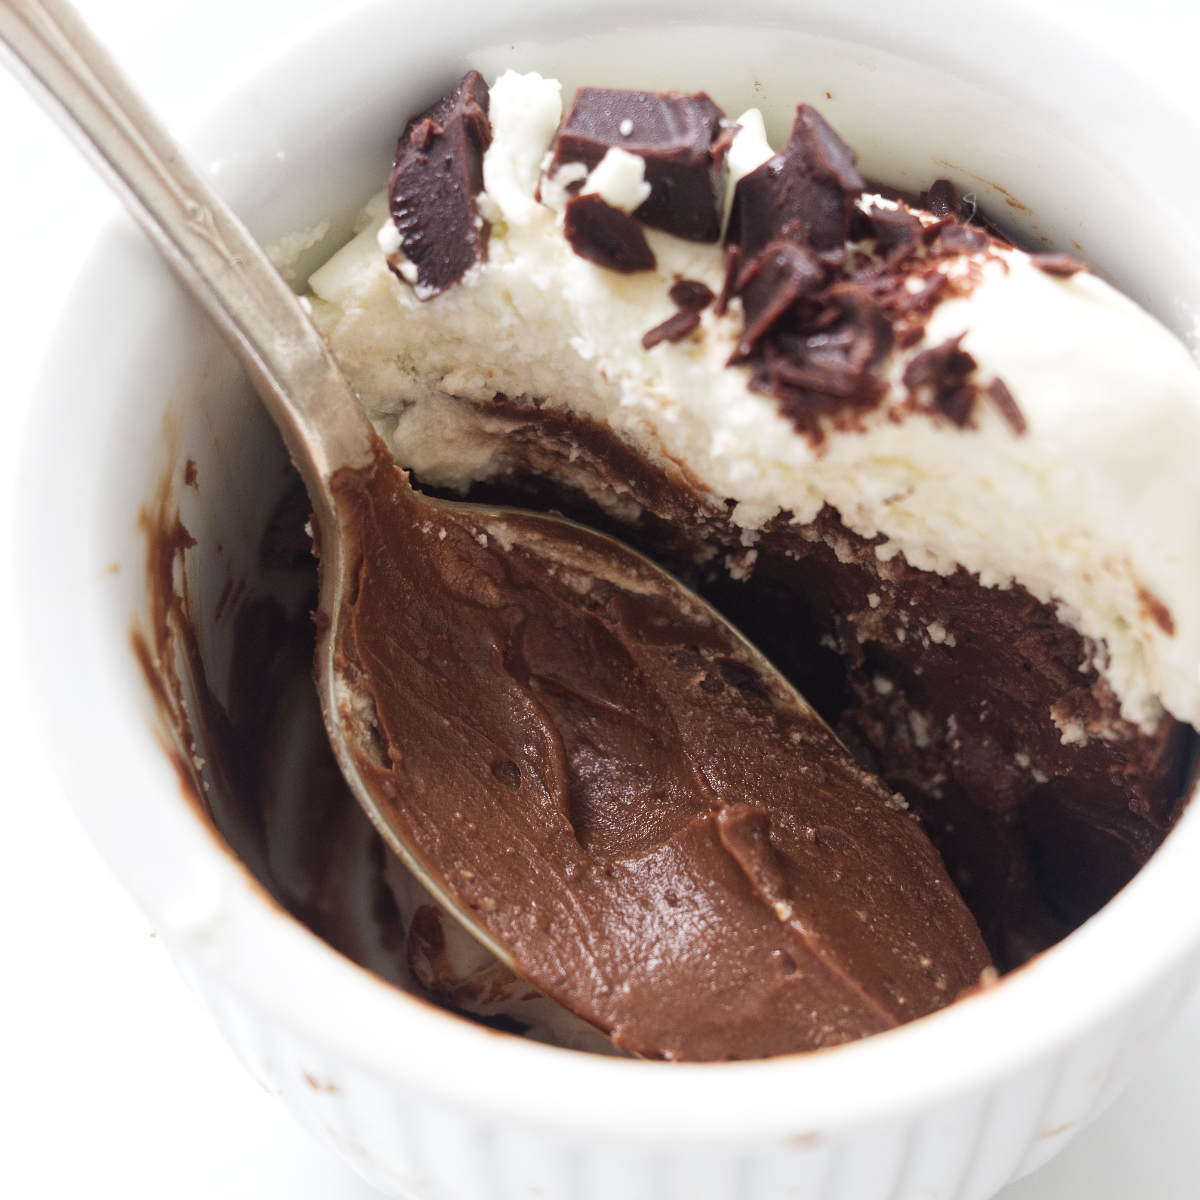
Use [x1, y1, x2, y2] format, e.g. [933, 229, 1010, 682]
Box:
[2, 2, 1200, 1197]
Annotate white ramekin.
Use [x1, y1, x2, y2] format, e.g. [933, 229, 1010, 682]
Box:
[15, 2, 1200, 1198]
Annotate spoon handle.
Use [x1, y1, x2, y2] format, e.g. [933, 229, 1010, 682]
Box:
[0, 0, 376, 489]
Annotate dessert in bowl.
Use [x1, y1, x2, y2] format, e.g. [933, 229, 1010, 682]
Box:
[15, 0, 1200, 1196]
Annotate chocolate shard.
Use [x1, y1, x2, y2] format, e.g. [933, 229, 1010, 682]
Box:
[564, 193, 657, 273]
[669, 279, 715, 312]
[387, 71, 492, 297]
[731, 240, 826, 359]
[984, 377, 1027, 434]
[1030, 252, 1088, 278]
[727, 105, 865, 259]
[548, 88, 729, 241]
[643, 309, 702, 350]
[923, 178, 962, 220]
[867, 204, 922, 255]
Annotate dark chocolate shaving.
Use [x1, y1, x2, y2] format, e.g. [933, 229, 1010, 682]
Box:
[984, 378, 1027, 434]
[643, 310, 702, 350]
[765, 285, 892, 402]
[714, 245, 742, 318]
[564, 193, 657, 273]
[669, 279, 715, 311]
[387, 71, 492, 296]
[727, 105, 865, 258]
[1030, 252, 1087, 278]
[903, 334, 979, 426]
[732, 240, 826, 359]
[549, 88, 729, 241]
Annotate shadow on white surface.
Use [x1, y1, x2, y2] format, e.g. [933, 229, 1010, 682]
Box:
[999, 984, 1200, 1199]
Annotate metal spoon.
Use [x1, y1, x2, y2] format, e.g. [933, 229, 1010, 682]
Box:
[0, 0, 988, 1059]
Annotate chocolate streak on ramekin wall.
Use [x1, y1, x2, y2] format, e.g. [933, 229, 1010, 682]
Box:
[134, 465, 422, 993]
[442, 400, 1195, 970]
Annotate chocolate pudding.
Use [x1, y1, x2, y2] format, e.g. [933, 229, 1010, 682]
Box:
[142, 70, 1200, 1061]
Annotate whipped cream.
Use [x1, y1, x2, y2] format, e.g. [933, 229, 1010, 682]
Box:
[308, 69, 1200, 731]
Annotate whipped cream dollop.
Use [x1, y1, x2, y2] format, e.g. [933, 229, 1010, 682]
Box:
[309, 69, 1200, 732]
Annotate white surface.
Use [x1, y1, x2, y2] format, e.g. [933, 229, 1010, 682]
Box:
[2, 2, 1199, 1197]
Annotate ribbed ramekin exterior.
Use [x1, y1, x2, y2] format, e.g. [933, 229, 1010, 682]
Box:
[173, 944, 1200, 1200]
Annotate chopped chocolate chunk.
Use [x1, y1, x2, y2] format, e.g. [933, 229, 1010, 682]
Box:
[923, 178, 962, 220]
[643, 310, 702, 350]
[548, 88, 729, 241]
[387, 71, 492, 296]
[732, 240, 826, 359]
[564, 193, 657, 273]
[765, 285, 892, 403]
[904, 334, 979, 426]
[727, 105, 865, 258]
[1030, 252, 1088, 278]
[984, 378, 1027, 434]
[669, 279, 715, 311]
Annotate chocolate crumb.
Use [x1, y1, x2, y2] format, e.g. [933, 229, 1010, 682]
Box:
[564, 193, 656, 273]
[669, 279, 715, 311]
[1138, 584, 1176, 636]
[643, 310, 702, 349]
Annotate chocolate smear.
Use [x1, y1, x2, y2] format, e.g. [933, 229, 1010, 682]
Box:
[549, 88, 730, 241]
[727, 105, 865, 258]
[564, 193, 657, 273]
[643, 309, 701, 350]
[387, 71, 492, 296]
